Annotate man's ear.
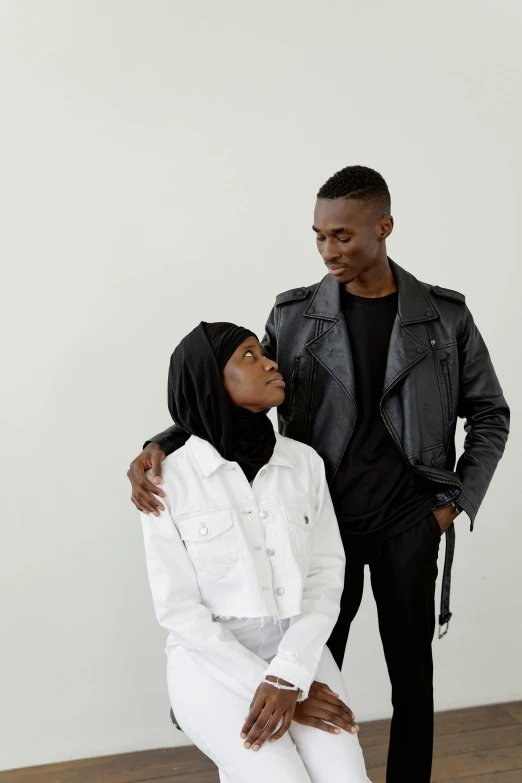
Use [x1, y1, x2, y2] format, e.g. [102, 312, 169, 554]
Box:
[377, 215, 394, 241]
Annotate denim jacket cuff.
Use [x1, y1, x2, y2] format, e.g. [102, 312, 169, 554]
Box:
[264, 654, 314, 700]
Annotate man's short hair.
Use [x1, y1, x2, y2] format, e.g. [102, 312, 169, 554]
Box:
[317, 165, 391, 217]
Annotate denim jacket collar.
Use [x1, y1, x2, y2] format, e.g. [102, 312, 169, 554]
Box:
[188, 432, 295, 479]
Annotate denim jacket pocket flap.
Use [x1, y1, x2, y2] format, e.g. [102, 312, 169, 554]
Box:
[177, 510, 233, 543]
[284, 503, 315, 531]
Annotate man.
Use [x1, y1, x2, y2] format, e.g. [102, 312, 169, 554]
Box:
[128, 166, 509, 782]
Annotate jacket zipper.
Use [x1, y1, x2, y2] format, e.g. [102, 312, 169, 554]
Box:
[304, 324, 322, 444]
[441, 358, 453, 419]
[287, 357, 301, 418]
[304, 358, 317, 444]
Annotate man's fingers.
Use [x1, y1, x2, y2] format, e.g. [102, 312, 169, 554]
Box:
[128, 450, 166, 515]
[140, 473, 165, 500]
[138, 473, 166, 503]
[269, 711, 292, 742]
[134, 487, 165, 514]
[150, 451, 166, 487]
[131, 486, 156, 514]
[133, 491, 161, 515]
[133, 477, 166, 513]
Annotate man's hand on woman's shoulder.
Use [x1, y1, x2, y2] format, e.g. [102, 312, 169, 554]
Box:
[128, 443, 167, 515]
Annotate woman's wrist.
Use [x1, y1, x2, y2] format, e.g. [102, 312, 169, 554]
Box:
[265, 675, 293, 686]
[263, 676, 302, 700]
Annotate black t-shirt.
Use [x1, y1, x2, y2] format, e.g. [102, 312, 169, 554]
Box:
[331, 289, 434, 544]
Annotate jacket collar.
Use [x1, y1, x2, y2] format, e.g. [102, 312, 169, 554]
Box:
[305, 258, 439, 325]
[303, 258, 440, 403]
[188, 432, 294, 479]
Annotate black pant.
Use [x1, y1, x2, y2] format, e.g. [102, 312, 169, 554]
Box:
[328, 513, 441, 783]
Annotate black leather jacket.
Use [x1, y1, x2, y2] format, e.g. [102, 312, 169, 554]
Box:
[151, 260, 509, 528]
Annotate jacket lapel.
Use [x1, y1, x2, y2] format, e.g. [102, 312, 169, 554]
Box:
[300, 260, 440, 404]
[382, 260, 439, 395]
[304, 274, 356, 404]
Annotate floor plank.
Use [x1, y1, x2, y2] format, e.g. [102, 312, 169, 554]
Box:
[359, 703, 520, 748]
[2, 702, 521, 783]
[363, 723, 522, 769]
[433, 705, 521, 738]
[365, 766, 386, 783]
[0, 748, 215, 783]
[368, 744, 522, 783]
[434, 723, 522, 759]
[133, 775, 219, 783]
[503, 701, 522, 724]
[430, 744, 522, 780]
[440, 773, 522, 783]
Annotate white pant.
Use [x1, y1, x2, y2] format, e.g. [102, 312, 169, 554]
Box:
[166, 617, 371, 783]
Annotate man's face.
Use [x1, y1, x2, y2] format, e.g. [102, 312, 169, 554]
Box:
[313, 197, 392, 285]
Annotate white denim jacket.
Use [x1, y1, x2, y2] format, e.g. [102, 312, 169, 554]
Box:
[140, 433, 345, 700]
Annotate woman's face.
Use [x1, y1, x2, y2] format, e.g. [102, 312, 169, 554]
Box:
[223, 337, 286, 412]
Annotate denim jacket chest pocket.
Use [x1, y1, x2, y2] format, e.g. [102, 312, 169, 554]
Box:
[283, 502, 315, 573]
[177, 509, 239, 580]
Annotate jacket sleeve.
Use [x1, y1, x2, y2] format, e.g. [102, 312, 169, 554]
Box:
[264, 452, 346, 698]
[140, 490, 269, 701]
[261, 305, 278, 362]
[144, 424, 190, 456]
[455, 306, 510, 526]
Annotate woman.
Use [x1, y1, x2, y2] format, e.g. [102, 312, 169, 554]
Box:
[139, 321, 370, 782]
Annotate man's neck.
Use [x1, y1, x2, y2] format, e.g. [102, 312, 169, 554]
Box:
[345, 258, 397, 299]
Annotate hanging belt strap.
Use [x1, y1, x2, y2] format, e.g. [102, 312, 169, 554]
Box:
[439, 522, 456, 639]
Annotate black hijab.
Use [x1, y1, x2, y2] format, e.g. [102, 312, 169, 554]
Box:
[167, 322, 276, 482]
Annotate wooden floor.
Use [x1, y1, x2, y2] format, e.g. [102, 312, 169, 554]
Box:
[2, 702, 522, 783]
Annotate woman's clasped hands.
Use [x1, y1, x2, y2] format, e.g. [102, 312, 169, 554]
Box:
[240, 678, 359, 751]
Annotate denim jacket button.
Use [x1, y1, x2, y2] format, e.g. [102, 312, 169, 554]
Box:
[276, 587, 285, 596]
[267, 548, 275, 557]
[259, 510, 268, 519]
[199, 526, 208, 536]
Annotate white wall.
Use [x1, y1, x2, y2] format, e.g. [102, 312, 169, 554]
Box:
[1, 0, 521, 771]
